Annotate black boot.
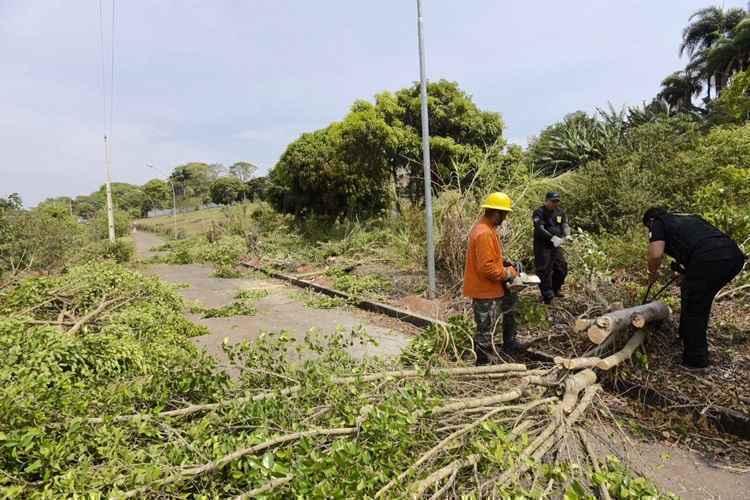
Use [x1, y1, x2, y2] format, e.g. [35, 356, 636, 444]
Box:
[554, 289, 565, 298]
[502, 316, 524, 353]
[474, 346, 491, 366]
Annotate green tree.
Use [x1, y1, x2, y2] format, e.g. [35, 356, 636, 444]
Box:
[209, 176, 246, 205]
[142, 179, 172, 213]
[245, 176, 269, 201]
[0, 193, 22, 211]
[712, 68, 750, 122]
[377, 80, 505, 198]
[90, 183, 148, 218]
[681, 6, 748, 98]
[268, 80, 505, 218]
[657, 71, 703, 111]
[229, 161, 257, 182]
[1, 204, 85, 274]
[89, 208, 131, 240]
[72, 195, 98, 219]
[169, 163, 215, 202]
[528, 110, 625, 174]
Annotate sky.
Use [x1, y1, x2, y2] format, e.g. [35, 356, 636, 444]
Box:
[2, 0, 747, 207]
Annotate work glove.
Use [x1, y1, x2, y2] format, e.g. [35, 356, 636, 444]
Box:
[551, 236, 563, 248]
[513, 260, 524, 274]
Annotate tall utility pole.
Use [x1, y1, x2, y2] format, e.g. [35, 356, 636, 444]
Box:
[416, 0, 436, 297]
[104, 135, 115, 242]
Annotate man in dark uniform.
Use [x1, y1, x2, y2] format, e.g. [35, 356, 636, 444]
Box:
[533, 192, 571, 304]
[643, 207, 746, 369]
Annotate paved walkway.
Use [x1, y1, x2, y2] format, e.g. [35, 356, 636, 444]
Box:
[132, 231, 410, 375]
[131, 230, 750, 497]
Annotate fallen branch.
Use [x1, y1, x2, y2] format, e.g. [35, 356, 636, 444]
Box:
[574, 319, 594, 334]
[85, 386, 301, 424]
[231, 474, 294, 499]
[431, 381, 528, 416]
[554, 356, 601, 370]
[494, 385, 601, 489]
[121, 427, 355, 498]
[411, 419, 536, 498]
[87, 364, 529, 424]
[717, 283, 750, 300]
[377, 396, 552, 499]
[578, 430, 611, 500]
[560, 369, 597, 414]
[377, 406, 507, 498]
[332, 363, 528, 385]
[66, 296, 124, 336]
[584, 302, 669, 345]
[596, 330, 646, 371]
[631, 302, 671, 329]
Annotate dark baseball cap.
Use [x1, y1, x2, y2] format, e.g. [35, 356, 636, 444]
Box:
[545, 191, 561, 201]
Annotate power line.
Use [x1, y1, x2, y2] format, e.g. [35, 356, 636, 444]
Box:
[98, 0, 117, 242]
[98, 0, 107, 137]
[109, 0, 116, 138]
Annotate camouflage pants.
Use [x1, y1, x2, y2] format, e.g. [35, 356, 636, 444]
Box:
[472, 293, 517, 353]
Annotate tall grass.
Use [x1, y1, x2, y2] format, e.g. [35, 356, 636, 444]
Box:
[433, 146, 579, 288]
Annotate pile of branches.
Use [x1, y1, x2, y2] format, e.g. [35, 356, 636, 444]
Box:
[0, 260, 673, 498]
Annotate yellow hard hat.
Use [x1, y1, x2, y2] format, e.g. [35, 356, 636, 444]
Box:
[480, 192, 513, 212]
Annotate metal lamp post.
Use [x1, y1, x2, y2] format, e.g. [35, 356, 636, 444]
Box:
[416, 0, 437, 298]
[146, 164, 178, 239]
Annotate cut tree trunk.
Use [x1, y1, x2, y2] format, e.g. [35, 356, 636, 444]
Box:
[584, 302, 670, 345]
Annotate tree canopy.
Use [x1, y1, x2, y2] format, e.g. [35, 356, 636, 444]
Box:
[268, 80, 505, 218]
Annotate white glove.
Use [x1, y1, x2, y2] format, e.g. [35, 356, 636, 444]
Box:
[551, 236, 563, 248]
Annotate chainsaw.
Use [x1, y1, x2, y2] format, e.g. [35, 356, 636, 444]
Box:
[507, 273, 541, 291]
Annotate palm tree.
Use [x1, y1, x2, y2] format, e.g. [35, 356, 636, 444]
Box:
[680, 6, 748, 98]
[658, 71, 703, 110]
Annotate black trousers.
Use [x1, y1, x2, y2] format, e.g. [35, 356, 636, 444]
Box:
[534, 245, 568, 300]
[680, 253, 745, 366]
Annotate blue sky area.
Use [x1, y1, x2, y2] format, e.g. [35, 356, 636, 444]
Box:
[2, 1, 746, 206]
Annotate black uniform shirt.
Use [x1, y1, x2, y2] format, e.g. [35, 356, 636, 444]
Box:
[649, 217, 740, 265]
[533, 206, 567, 246]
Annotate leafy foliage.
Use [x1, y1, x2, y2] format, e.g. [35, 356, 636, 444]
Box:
[528, 109, 625, 174]
[0, 203, 86, 275]
[199, 301, 258, 318]
[210, 175, 247, 205]
[268, 80, 505, 218]
[88, 207, 131, 240]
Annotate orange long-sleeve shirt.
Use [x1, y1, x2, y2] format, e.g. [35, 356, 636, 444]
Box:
[463, 217, 518, 299]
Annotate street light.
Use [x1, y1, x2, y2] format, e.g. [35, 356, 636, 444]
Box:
[146, 164, 178, 239]
[416, 0, 436, 298]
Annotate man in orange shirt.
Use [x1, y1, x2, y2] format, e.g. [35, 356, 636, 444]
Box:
[463, 192, 521, 365]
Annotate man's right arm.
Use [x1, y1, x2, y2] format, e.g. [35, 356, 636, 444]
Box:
[647, 219, 667, 282]
[532, 209, 553, 240]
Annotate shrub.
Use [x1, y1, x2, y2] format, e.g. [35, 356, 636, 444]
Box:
[83, 237, 135, 263]
[694, 165, 750, 244]
[0, 204, 86, 275]
[89, 208, 131, 240]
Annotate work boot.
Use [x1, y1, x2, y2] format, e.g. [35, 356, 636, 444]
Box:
[682, 353, 709, 370]
[474, 346, 491, 366]
[502, 339, 525, 353]
[502, 324, 524, 353]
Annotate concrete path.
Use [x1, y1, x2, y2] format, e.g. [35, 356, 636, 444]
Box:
[131, 231, 750, 497]
[132, 231, 411, 374]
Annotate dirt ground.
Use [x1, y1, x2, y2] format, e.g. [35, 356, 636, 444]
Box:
[131, 230, 750, 498]
[132, 230, 411, 376]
